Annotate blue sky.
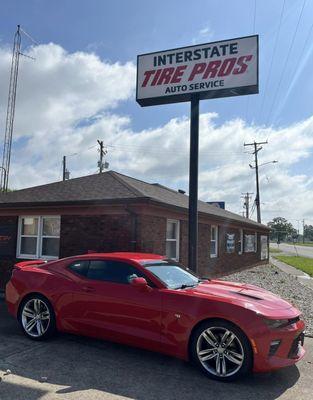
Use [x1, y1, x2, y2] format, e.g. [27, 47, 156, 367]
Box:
[1, 0, 313, 225]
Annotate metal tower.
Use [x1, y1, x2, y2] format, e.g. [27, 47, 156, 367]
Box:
[1, 25, 21, 192]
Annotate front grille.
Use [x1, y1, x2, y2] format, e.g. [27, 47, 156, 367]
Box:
[288, 332, 305, 359]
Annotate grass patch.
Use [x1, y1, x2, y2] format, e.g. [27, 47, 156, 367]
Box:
[274, 255, 313, 277]
[293, 242, 313, 247]
[269, 247, 282, 253]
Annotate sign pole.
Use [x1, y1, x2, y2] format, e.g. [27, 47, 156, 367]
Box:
[188, 95, 199, 272]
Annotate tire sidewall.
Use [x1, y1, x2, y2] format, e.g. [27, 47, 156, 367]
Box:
[190, 319, 253, 382]
[18, 294, 56, 341]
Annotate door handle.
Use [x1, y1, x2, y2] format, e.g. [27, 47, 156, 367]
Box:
[82, 286, 95, 293]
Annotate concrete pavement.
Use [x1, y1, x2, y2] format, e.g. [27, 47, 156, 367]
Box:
[0, 299, 312, 400]
[271, 243, 313, 259]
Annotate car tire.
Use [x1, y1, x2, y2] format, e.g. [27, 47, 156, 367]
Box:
[18, 294, 56, 341]
[190, 319, 253, 381]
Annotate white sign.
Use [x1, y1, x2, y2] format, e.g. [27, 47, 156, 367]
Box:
[137, 35, 258, 106]
[260, 235, 268, 260]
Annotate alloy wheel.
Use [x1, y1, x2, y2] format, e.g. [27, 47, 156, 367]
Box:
[196, 326, 244, 377]
[21, 298, 51, 338]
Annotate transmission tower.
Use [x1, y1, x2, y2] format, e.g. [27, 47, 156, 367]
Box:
[0, 25, 22, 192]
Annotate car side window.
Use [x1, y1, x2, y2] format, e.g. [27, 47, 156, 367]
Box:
[87, 260, 146, 284]
[68, 260, 89, 277]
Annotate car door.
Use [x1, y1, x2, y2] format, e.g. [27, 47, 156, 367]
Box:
[67, 259, 163, 350]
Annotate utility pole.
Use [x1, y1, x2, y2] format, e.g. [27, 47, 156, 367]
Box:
[62, 156, 70, 181]
[241, 192, 253, 218]
[1, 25, 21, 192]
[244, 140, 268, 223]
[97, 140, 107, 173]
[303, 219, 305, 244]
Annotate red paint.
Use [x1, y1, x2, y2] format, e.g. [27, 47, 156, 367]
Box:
[6, 252, 305, 372]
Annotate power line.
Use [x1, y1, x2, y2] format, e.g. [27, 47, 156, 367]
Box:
[258, 0, 286, 121]
[266, 0, 306, 125]
[245, 0, 257, 122]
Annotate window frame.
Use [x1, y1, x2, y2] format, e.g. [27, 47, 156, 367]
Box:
[210, 225, 218, 258]
[17, 215, 60, 260]
[238, 229, 244, 255]
[166, 219, 180, 261]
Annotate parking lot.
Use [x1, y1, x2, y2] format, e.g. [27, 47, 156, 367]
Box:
[0, 299, 312, 400]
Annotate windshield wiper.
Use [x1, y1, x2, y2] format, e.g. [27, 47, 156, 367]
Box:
[174, 282, 199, 289]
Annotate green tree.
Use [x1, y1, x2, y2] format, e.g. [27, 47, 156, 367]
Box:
[267, 217, 297, 242]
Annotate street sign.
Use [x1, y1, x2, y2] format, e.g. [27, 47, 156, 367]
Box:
[137, 35, 258, 106]
[136, 35, 259, 272]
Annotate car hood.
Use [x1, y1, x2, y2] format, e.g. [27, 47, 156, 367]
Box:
[186, 279, 299, 317]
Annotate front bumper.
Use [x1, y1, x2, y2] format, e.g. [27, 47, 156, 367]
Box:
[253, 319, 306, 372]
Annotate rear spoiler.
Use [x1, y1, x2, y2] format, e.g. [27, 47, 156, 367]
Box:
[14, 260, 48, 269]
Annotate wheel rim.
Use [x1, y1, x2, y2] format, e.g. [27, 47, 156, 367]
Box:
[21, 298, 50, 338]
[196, 326, 244, 377]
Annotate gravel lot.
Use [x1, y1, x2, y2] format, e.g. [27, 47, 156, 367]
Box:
[222, 264, 313, 336]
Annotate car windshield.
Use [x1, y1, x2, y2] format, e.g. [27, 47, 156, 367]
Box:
[142, 259, 200, 289]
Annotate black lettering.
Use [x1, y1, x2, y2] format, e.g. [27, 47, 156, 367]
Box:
[176, 52, 183, 63]
[158, 55, 167, 66]
[230, 43, 238, 54]
[211, 46, 220, 57]
[185, 51, 193, 61]
[193, 49, 201, 60]
[202, 47, 211, 58]
[219, 44, 228, 56]
[167, 53, 175, 64]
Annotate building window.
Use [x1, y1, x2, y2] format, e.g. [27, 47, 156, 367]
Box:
[17, 216, 60, 259]
[166, 219, 180, 261]
[210, 225, 218, 258]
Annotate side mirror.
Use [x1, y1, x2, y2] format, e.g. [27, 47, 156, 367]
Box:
[130, 277, 151, 291]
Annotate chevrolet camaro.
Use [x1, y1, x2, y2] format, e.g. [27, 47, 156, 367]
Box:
[5, 252, 305, 381]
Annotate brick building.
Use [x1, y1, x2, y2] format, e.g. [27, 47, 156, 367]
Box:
[0, 171, 269, 290]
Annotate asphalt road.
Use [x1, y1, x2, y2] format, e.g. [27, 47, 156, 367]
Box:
[0, 299, 312, 400]
[271, 243, 313, 259]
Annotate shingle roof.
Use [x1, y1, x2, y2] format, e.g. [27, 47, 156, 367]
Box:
[0, 170, 268, 229]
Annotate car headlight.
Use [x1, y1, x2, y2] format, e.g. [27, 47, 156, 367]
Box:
[263, 318, 289, 329]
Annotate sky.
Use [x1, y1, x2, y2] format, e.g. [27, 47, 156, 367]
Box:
[0, 0, 313, 229]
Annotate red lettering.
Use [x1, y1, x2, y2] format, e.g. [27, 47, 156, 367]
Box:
[218, 58, 237, 77]
[157, 67, 175, 85]
[142, 70, 155, 87]
[203, 60, 222, 79]
[151, 69, 162, 85]
[170, 65, 187, 83]
[233, 55, 253, 74]
[188, 63, 206, 81]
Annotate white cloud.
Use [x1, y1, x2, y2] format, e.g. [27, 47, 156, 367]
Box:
[1, 43, 313, 227]
[192, 26, 214, 45]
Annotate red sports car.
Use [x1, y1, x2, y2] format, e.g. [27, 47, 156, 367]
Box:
[6, 252, 305, 381]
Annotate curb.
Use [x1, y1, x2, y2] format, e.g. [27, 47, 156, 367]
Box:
[270, 256, 313, 290]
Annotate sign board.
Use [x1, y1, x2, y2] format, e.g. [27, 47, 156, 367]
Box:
[226, 233, 235, 253]
[244, 234, 255, 253]
[260, 235, 268, 260]
[137, 35, 258, 106]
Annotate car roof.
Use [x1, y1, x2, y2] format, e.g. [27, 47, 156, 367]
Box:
[69, 252, 165, 263]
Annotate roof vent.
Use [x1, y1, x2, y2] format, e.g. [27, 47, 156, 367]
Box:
[178, 189, 186, 194]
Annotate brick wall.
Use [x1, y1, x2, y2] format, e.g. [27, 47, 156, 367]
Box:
[0, 210, 269, 290]
[179, 218, 267, 278]
[60, 214, 134, 258]
[136, 215, 167, 255]
[0, 216, 18, 290]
